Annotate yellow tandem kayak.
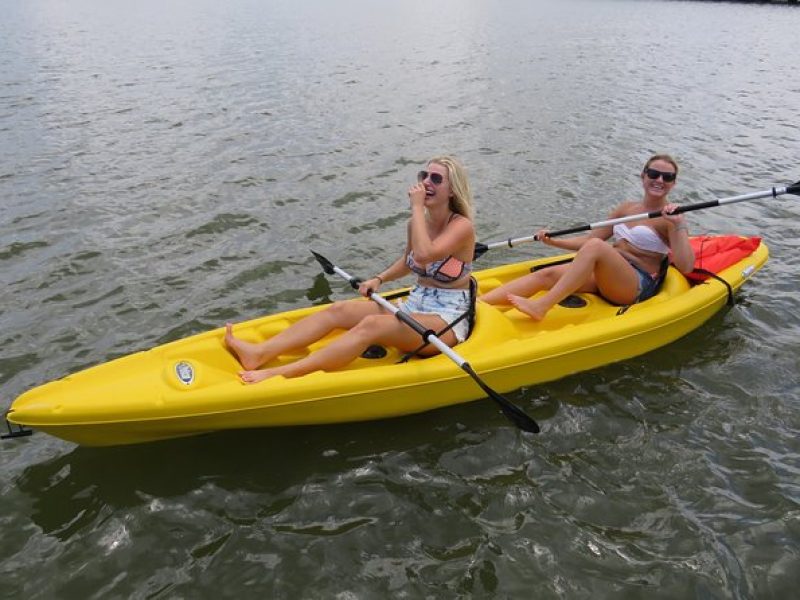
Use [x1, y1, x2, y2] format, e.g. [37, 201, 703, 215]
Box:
[6, 237, 768, 446]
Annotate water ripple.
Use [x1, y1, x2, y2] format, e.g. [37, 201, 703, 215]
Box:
[2, 0, 800, 598]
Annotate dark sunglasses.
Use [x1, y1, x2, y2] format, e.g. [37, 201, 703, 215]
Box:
[417, 170, 444, 185]
[644, 168, 677, 183]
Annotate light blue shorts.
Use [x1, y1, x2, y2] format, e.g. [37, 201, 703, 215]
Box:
[397, 285, 472, 343]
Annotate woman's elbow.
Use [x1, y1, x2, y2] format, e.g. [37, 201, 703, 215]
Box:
[675, 255, 695, 274]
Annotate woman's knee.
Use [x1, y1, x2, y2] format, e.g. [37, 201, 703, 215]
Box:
[326, 300, 351, 313]
[537, 266, 562, 287]
[321, 300, 348, 320]
[580, 237, 607, 255]
[322, 300, 369, 327]
[350, 314, 394, 341]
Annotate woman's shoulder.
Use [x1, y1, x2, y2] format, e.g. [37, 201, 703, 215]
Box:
[448, 212, 476, 233]
[449, 211, 474, 223]
[448, 214, 475, 255]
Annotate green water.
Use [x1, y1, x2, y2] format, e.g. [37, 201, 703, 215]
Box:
[2, 0, 799, 597]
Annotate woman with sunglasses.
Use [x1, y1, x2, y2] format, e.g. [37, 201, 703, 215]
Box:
[479, 154, 695, 320]
[225, 156, 476, 383]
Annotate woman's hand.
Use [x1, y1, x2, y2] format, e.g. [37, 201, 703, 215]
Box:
[535, 228, 555, 246]
[358, 278, 381, 297]
[662, 203, 687, 229]
[408, 182, 426, 209]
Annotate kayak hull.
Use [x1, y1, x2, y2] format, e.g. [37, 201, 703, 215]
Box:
[7, 238, 769, 446]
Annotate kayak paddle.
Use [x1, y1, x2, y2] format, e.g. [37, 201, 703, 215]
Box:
[311, 251, 540, 434]
[474, 180, 800, 259]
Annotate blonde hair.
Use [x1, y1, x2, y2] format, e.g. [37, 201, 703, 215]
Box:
[643, 154, 679, 177]
[428, 155, 474, 221]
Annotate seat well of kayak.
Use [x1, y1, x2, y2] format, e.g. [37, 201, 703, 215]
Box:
[558, 295, 587, 308]
[361, 344, 388, 359]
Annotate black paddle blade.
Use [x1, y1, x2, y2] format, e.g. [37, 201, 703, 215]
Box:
[462, 364, 540, 433]
[788, 180, 800, 196]
[495, 394, 541, 434]
[311, 250, 335, 275]
[473, 242, 489, 260]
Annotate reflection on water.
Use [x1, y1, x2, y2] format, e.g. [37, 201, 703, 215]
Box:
[2, 0, 799, 597]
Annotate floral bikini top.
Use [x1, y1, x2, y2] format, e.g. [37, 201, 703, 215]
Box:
[405, 251, 473, 283]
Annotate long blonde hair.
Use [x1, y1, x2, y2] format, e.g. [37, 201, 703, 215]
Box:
[428, 155, 474, 221]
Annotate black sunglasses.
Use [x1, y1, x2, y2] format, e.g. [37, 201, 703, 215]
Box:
[417, 170, 444, 185]
[644, 168, 677, 183]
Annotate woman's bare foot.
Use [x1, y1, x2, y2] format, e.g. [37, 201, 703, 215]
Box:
[238, 368, 280, 384]
[225, 323, 267, 370]
[507, 294, 549, 321]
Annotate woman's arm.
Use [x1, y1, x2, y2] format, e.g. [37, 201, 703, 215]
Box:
[537, 203, 623, 251]
[538, 230, 602, 251]
[410, 216, 474, 264]
[359, 239, 413, 296]
[667, 225, 695, 273]
[662, 204, 695, 273]
[373, 254, 411, 285]
[407, 184, 474, 264]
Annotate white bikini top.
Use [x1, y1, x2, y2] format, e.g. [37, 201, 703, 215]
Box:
[613, 223, 669, 255]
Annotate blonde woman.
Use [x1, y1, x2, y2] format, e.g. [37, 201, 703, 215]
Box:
[226, 156, 476, 383]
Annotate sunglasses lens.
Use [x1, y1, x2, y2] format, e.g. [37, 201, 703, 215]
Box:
[418, 171, 444, 185]
[646, 168, 676, 182]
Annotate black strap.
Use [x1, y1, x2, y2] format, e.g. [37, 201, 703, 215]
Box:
[691, 268, 735, 306]
[530, 257, 574, 272]
[2, 415, 32, 440]
[383, 289, 411, 301]
[398, 278, 478, 363]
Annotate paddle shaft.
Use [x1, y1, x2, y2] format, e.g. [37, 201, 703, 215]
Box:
[476, 181, 800, 256]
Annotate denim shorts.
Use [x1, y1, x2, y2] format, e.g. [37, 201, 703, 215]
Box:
[397, 285, 472, 343]
[627, 260, 659, 302]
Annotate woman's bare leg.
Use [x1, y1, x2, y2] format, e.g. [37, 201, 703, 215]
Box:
[225, 300, 382, 369]
[508, 239, 640, 320]
[479, 264, 569, 305]
[239, 312, 454, 383]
